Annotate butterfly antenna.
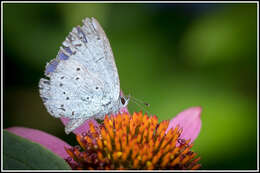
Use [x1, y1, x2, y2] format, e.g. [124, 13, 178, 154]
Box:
[128, 94, 151, 115]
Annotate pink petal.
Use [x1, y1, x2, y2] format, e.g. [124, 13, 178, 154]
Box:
[119, 106, 129, 114]
[166, 107, 202, 144]
[60, 118, 100, 135]
[6, 126, 71, 159]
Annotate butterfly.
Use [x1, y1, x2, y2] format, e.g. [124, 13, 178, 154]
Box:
[39, 17, 129, 134]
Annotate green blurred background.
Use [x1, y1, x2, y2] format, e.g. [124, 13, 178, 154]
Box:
[3, 3, 257, 170]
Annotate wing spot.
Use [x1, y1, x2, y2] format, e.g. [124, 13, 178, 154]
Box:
[96, 57, 104, 63]
[66, 97, 69, 100]
[103, 101, 111, 107]
[43, 81, 50, 84]
[61, 76, 65, 79]
[42, 97, 48, 102]
[63, 92, 66, 94]
[87, 97, 89, 99]
[60, 108, 66, 111]
[96, 86, 99, 89]
[60, 83, 63, 87]
[61, 104, 64, 107]
[76, 77, 79, 80]
[76, 68, 80, 71]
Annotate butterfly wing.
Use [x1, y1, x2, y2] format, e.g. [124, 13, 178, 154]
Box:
[39, 58, 106, 119]
[40, 17, 121, 119]
[55, 17, 120, 103]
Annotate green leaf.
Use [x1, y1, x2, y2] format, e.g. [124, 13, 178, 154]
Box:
[3, 130, 71, 170]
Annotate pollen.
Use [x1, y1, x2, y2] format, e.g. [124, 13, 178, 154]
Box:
[65, 112, 201, 170]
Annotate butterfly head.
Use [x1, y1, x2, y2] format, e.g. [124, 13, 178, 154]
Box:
[119, 95, 130, 108]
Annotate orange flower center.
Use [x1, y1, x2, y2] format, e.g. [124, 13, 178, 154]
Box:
[65, 112, 201, 170]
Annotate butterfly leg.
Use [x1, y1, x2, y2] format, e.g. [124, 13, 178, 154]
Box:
[65, 118, 88, 134]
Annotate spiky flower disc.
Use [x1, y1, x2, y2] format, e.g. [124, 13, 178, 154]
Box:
[65, 112, 201, 170]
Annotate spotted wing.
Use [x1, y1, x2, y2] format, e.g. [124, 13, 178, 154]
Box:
[39, 58, 106, 119]
[47, 17, 120, 103]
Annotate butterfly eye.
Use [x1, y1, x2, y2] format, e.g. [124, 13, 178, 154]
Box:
[121, 97, 126, 105]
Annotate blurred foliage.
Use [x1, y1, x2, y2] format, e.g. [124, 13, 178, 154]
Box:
[3, 3, 257, 170]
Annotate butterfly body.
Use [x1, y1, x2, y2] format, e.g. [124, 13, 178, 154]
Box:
[39, 17, 129, 134]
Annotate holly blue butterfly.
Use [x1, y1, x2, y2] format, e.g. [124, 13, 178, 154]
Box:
[39, 17, 129, 134]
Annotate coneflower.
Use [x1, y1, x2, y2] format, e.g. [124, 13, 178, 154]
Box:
[65, 110, 201, 170]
